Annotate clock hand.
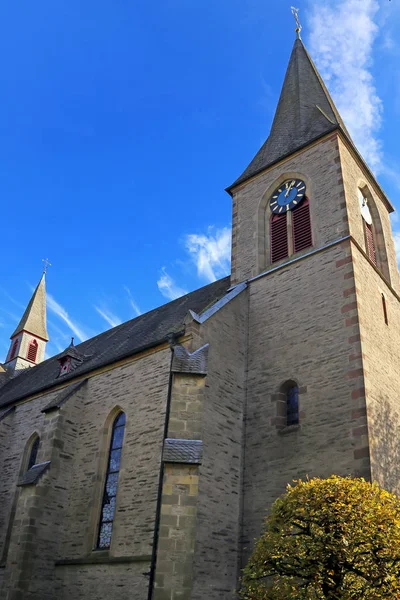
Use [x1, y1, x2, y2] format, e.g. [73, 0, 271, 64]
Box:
[285, 181, 295, 197]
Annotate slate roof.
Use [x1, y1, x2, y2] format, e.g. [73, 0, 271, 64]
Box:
[11, 274, 49, 340]
[0, 276, 231, 409]
[41, 380, 88, 413]
[18, 461, 51, 486]
[163, 439, 203, 464]
[228, 38, 352, 190]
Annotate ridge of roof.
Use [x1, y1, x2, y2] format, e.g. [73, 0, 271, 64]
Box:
[228, 38, 353, 191]
[11, 274, 49, 341]
[0, 276, 231, 409]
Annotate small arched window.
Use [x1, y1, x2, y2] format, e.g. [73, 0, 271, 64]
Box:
[286, 385, 299, 426]
[10, 339, 18, 360]
[270, 213, 289, 263]
[97, 411, 126, 549]
[27, 340, 38, 363]
[27, 436, 40, 470]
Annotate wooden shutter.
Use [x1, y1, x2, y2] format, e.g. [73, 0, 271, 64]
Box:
[292, 198, 312, 253]
[10, 339, 18, 359]
[365, 222, 377, 266]
[270, 213, 288, 263]
[27, 340, 38, 362]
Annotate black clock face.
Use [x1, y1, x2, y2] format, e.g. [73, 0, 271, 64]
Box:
[270, 179, 306, 214]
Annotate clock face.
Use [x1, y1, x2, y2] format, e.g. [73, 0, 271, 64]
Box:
[358, 189, 372, 225]
[270, 179, 306, 214]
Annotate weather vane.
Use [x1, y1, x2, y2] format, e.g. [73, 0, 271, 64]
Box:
[42, 258, 52, 274]
[291, 6, 302, 38]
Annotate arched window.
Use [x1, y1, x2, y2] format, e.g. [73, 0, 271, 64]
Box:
[27, 436, 40, 470]
[270, 213, 288, 263]
[27, 340, 38, 363]
[286, 385, 299, 426]
[97, 411, 126, 549]
[10, 339, 18, 360]
[292, 198, 312, 253]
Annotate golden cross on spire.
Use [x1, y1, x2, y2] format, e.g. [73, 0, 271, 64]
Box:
[291, 6, 302, 38]
[42, 258, 52, 274]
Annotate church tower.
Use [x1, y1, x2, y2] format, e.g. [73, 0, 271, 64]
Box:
[4, 273, 49, 375]
[228, 29, 400, 561]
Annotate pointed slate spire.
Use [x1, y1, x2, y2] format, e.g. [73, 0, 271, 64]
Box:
[11, 274, 49, 341]
[229, 38, 352, 190]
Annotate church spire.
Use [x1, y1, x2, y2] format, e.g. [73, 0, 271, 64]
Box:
[11, 274, 49, 341]
[4, 272, 49, 375]
[229, 36, 353, 190]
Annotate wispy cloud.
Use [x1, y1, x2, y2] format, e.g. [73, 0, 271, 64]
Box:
[308, 0, 382, 172]
[185, 226, 231, 283]
[94, 306, 123, 328]
[47, 293, 89, 342]
[0, 288, 25, 311]
[157, 268, 188, 301]
[124, 286, 142, 317]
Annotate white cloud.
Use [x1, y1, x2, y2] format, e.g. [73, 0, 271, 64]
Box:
[95, 306, 122, 328]
[308, 0, 383, 172]
[47, 293, 89, 342]
[185, 227, 231, 283]
[124, 286, 142, 317]
[157, 269, 188, 301]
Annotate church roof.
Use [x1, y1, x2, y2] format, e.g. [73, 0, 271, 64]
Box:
[229, 38, 352, 190]
[0, 276, 231, 408]
[11, 274, 49, 341]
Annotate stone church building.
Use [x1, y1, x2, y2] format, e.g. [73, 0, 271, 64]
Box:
[1, 33, 400, 600]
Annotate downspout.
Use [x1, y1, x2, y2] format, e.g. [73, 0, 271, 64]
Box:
[147, 332, 179, 600]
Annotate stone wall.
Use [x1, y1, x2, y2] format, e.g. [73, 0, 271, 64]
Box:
[231, 132, 349, 284]
[242, 239, 367, 563]
[0, 346, 171, 599]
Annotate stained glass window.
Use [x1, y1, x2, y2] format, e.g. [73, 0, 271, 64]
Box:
[286, 386, 299, 426]
[97, 412, 126, 549]
[28, 436, 40, 470]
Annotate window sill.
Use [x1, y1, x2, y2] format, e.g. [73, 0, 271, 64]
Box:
[278, 424, 300, 435]
[55, 553, 152, 566]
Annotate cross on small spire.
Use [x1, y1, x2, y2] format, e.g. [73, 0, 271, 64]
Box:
[42, 258, 52, 274]
[291, 6, 302, 39]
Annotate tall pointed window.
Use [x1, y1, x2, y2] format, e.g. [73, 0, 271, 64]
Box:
[27, 339, 38, 362]
[292, 198, 312, 253]
[270, 213, 289, 263]
[97, 412, 126, 550]
[27, 436, 40, 470]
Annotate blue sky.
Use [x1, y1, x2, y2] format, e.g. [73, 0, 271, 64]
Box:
[1, 0, 399, 360]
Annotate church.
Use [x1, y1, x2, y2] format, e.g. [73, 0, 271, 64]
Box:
[1, 25, 400, 600]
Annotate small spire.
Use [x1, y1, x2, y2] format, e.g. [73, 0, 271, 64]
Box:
[11, 273, 49, 341]
[291, 6, 302, 39]
[42, 258, 52, 274]
[70, 337, 75, 347]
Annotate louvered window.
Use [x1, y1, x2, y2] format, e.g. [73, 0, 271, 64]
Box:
[365, 222, 377, 266]
[292, 198, 312, 253]
[27, 340, 38, 362]
[97, 412, 126, 549]
[10, 339, 18, 360]
[270, 213, 288, 263]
